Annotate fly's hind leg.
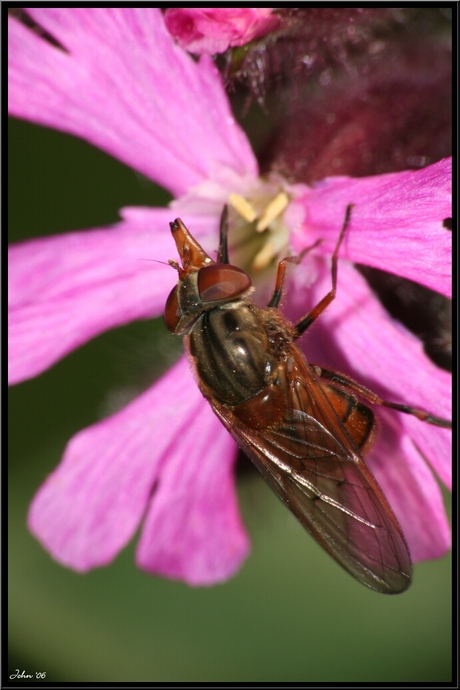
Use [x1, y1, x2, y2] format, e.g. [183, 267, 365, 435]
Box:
[314, 365, 452, 429]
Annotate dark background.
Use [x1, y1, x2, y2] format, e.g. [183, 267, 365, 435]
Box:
[8, 115, 451, 682]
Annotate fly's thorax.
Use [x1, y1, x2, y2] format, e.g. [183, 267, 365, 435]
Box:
[258, 307, 297, 358]
[188, 302, 283, 407]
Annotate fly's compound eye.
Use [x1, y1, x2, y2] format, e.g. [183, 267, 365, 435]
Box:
[198, 264, 251, 304]
[164, 285, 181, 333]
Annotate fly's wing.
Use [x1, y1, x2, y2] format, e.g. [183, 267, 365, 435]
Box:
[210, 344, 412, 594]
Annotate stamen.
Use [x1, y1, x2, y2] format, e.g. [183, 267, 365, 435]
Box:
[228, 193, 257, 222]
[252, 242, 277, 272]
[256, 192, 289, 232]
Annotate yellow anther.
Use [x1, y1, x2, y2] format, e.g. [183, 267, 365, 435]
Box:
[252, 241, 277, 272]
[228, 193, 257, 223]
[256, 192, 289, 232]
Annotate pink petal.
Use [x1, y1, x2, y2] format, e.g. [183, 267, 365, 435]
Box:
[8, 8, 257, 197]
[292, 158, 452, 297]
[28, 357, 248, 583]
[136, 394, 250, 585]
[164, 8, 279, 55]
[8, 208, 180, 384]
[369, 411, 451, 562]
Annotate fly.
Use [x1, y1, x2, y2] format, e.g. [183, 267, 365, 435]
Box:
[164, 206, 451, 594]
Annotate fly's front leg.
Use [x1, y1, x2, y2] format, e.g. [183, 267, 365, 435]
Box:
[313, 365, 452, 429]
[217, 205, 230, 264]
[267, 241, 322, 309]
[294, 204, 353, 337]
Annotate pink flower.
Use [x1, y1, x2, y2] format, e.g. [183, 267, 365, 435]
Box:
[8, 8, 451, 586]
[164, 8, 280, 55]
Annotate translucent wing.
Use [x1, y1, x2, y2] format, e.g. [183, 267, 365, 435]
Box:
[209, 344, 412, 594]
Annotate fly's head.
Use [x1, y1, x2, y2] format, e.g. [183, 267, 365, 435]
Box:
[164, 218, 253, 336]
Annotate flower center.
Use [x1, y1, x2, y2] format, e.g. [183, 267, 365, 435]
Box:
[170, 171, 305, 284]
[227, 190, 290, 273]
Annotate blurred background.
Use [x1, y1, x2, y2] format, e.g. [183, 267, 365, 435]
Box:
[8, 112, 452, 686]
